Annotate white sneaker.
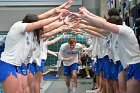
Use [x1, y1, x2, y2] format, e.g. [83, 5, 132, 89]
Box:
[72, 87, 77, 93]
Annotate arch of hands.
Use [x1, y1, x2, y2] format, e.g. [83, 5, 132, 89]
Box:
[57, 0, 86, 33]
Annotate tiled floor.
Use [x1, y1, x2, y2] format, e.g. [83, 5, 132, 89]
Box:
[44, 78, 94, 93]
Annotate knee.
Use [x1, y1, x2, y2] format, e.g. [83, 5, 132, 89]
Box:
[72, 74, 77, 79]
[35, 77, 42, 83]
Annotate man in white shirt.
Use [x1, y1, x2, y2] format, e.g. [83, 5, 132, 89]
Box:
[58, 37, 83, 93]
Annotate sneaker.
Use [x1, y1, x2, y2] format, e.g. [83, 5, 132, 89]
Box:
[72, 87, 77, 93]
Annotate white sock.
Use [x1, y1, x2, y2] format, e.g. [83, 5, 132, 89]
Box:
[67, 87, 70, 91]
[72, 87, 77, 93]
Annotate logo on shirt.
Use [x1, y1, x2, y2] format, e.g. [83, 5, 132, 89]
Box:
[26, 36, 30, 45]
[114, 41, 118, 51]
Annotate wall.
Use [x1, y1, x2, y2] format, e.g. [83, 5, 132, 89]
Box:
[82, 0, 98, 15]
[0, 0, 82, 32]
[0, 0, 102, 32]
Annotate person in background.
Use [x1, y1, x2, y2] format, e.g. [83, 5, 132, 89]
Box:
[58, 37, 83, 93]
[33, 33, 66, 93]
[80, 47, 92, 79]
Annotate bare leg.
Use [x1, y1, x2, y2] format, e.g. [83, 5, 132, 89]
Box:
[101, 78, 106, 93]
[27, 72, 35, 93]
[65, 76, 70, 87]
[113, 81, 120, 93]
[96, 71, 103, 92]
[96, 75, 99, 89]
[72, 70, 78, 88]
[17, 73, 23, 93]
[127, 77, 140, 93]
[72, 70, 78, 93]
[21, 75, 29, 93]
[3, 73, 19, 93]
[85, 67, 91, 78]
[118, 71, 126, 93]
[105, 79, 114, 93]
[34, 71, 43, 93]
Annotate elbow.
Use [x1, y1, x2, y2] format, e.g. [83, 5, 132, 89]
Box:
[58, 55, 63, 61]
[58, 55, 61, 61]
[58, 57, 62, 61]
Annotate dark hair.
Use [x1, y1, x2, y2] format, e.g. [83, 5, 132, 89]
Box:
[107, 16, 122, 25]
[22, 14, 39, 23]
[22, 14, 41, 44]
[108, 8, 120, 17]
[135, 18, 140, 26]
[68, 37, 76, 44]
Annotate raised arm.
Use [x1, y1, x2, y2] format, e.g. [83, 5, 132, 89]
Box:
[38, 8, 59, 20]
[79, 7, 105, 20]
[42, 25, 70, 40]
[79, 7, 119, 34]
[45, 33, 66, 45]
[38, 0, 73, 20]
[74, 28, 105, 37]
[25, 13, 61, 32]
[43, 20, 64, 33]
[79, 24, 110, 36]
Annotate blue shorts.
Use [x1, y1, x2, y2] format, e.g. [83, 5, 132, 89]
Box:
[91, 59, 95, 72]
[116, 60, 123, 74]
[21, 63, 28, 76]
[95, 58, 100, 76]
[15, 66, 22, 74]
[103, 56, 113, 79]
[127, 63, 140, 80]
[35, 59, 45, 73]
[112, 60, 123, 81]
[28, 63, 36, 75]
[0, 60, 17, 82]
[98, 58, 104, 73]
[63, 63, 78, 76]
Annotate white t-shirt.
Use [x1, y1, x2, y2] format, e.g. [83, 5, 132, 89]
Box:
[39, 39, 48, 60]
[106, 34, 114, 60]
[58, 43, 83, 66]
[83, 33, 96, 57]
[101, 37, 109, 58]
[89, 37, 97, 57]
[111, 33, 120, 63]
[31, 38, 40, 65]
[23, 32, 34, 65]
[1, 21, 34, 66]
[31, 39, 48, 66]
[97, 37, 104, 58]
[117, 25, 140, 68]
